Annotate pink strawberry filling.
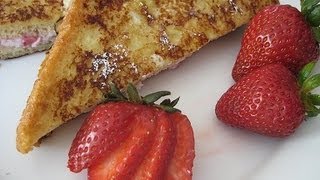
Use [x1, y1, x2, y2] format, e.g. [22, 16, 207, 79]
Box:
[0, 30, 56, 48]
[23, 35, 40, 47]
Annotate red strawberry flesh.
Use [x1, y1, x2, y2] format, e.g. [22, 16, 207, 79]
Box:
[165, 112, 195, 180]
[88, 106, 157, 180]
[67, 84, 196, 179]
[68, 102, 140, 172]
[133, 109, 176, 180]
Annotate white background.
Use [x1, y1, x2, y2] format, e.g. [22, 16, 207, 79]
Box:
[1, 0, 319, 179]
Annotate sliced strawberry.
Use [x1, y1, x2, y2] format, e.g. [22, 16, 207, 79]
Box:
[165, 113, 195, 180]
[133, 108, 176, 180]
[67, 83, 196, 179]
[88, 106, 157, 180]
[68, 102, 140, 172]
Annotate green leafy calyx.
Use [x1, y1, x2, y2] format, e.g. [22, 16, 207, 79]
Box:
[105, 83, 181, 113]
[299, 61, 320, 117]
[301, 0, 320, 42]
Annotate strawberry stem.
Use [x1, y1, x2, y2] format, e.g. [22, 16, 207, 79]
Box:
[298, 61, 316, 86]
[303, 93, 320, 117]
[127, 83, 143, 103]
[302, 74, 320, 92]
[143, 91, 171, 104]
[160, 99, 171, 106]
[301, 0, 320, 43]
[159, 97, 180, 107]
[299, 62, 320, 117]
[109, 83, 126, 100]
[308, 94, 320, 105]
[313, 27, 320, 42]
[105, 83, 181, 113]
[170, 97, 180, 106]
[301, 0, 320, 16]
[307, 5, 320, 26]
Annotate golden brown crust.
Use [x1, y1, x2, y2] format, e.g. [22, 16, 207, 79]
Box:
[0, 1, 63, 59]
[16, 0, 279, 153]
[0, 43, 53, 59]
[0, 0, 63, 25]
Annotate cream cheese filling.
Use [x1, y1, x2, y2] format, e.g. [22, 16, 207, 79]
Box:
[0, 30, 57, 48]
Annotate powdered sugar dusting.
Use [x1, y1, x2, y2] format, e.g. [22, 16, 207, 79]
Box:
[92, 52, 116, 79]
[89, 44, 136, 90]
[160, 31, 175, 50]
[228, 0, 243, 14]
[113, 44, 128, 60]
[131, 62, 138, 74]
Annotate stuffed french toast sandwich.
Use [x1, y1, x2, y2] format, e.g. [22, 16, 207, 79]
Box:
[0, 0, 64, 59]
[16, 0, 279, 153]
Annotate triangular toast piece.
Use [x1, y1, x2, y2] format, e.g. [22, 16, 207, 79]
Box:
[0, 0, 63, 59]
[16, 0, 279, 153]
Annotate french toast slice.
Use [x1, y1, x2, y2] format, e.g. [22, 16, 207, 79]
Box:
[16, 0, 279, 153]
[0, 0, 64, 59]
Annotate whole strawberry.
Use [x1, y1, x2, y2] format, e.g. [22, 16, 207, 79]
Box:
[232, 4, 319, 81]
[216, 62, 320, 137]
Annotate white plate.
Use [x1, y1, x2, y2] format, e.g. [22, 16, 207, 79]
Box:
[1, 0, 320, 179]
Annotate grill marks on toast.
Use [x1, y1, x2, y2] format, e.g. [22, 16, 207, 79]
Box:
[16, 0, 279, 153]
[0, 0, 62, 24]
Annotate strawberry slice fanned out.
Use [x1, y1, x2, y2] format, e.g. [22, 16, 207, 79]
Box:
[68, 102, 140, 172]
[165, 113, 195, 180]
[88, 106, 157, 180]
[67, 83, 195, 180]
[133, 109, 176, 180]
